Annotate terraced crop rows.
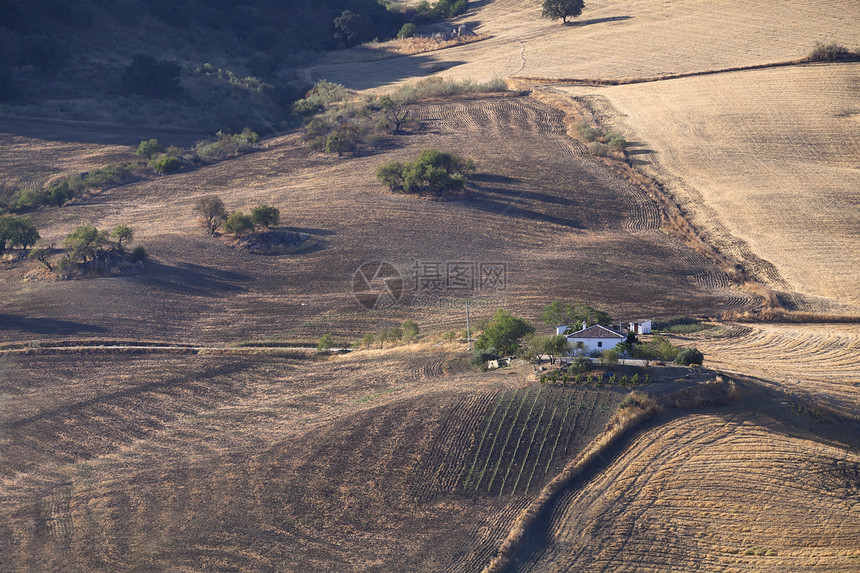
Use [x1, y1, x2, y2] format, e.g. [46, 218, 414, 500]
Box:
[414, 387, 621, 502]
[688, 323, 860, 416]
[512, 412, 860, 572]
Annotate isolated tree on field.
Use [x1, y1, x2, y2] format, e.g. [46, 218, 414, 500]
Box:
[362, 333, 375, 348]
[194, 195, 227, 234]
[110, 224, 134, 252]
[389, 325, 403, 343]
[0, 216, 39, 255]
[251, 204, 280, 229]
[542, 0, 584, 23]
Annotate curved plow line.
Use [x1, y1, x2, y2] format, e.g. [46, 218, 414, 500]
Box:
[544, 393, 575, 475]
[486, 388, 532, 494]
[510, 400, 549, 497]
[473, 389, 519, 492]
[524, 401, 558, 496]
[500, 388, 543, 496]
[462, 389, 508, 490]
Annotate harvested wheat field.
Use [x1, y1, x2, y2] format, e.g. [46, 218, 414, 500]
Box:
[0, 347, 629, 571]
[304, 0, 860, 90]
[0, 95, 747, 345]
[675, 323, 860, 417]
[510, 408, 860, 572]
[558, 63, 860, 311]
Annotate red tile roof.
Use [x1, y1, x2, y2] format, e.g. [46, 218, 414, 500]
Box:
[567, 325, 625, 339]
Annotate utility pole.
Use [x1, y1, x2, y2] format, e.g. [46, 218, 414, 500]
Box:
[466, 298, 472, 352]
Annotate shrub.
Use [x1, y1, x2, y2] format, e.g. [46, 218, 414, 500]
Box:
[251, 204, 280, 229]
[600, 348, 619, 366]
[82, 164, 136, 188]
[136, 138, 161, 159]
[292, 80, 349, 117]
[576, 120, 599, 141]
[129, 245, 148, 262]
[470, 346, 499, 367]
[194, 128, 260, 161]
[324, 130, 354, 154]
[809, 42, 852, 62]
[402, 319, 419, 342]
[397, 22, 417, 38]
[588, 141, 609, 156]
[317, 333, 335, 351]
[377, 148, 476, 196]
[224, 212, 254, 236]
[150, 155, 181, 174]
[675, 347, 704, 366]
[605, 131, 628, 151]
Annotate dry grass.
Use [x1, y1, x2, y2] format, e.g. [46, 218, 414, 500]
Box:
[674, 323, 860, 418]
[508, 409, 860, 572]
[483, 392, 658, 573]
[0, 95, 741, 346]
[0, 348, 623, 572]
[302, 0, 860, 90]
[556, 63, 860, 313]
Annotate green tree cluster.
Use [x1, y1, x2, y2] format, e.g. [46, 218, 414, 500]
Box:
[475, 309, 534, 356]
[376, 149, 476, 196]
[541, 301, 611, 330]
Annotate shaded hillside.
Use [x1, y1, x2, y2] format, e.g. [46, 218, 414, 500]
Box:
[0, 0, 412, 129]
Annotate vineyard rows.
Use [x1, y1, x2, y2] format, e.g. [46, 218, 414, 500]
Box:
[414, 387, 621, 503]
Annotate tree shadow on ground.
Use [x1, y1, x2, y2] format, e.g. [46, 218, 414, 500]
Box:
[566, 15, 632, 27]
[0, 315, 108, 336]
[137, 261, 252, 297]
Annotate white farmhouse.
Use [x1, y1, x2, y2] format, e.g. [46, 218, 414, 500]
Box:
[561, 322, 625, 355]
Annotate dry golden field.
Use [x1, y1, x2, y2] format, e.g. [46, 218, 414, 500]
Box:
[0, 95, 748, 346]
[305, 0, 860, 90]
[674, 323, 860, 418]
[0, 347, 627, 572]
[558, 63, 860, 312]
[3, 0, 860, 569]
[510, 408, 860, 572]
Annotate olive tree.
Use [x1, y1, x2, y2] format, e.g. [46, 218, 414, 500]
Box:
[194, 195, 227, 234]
